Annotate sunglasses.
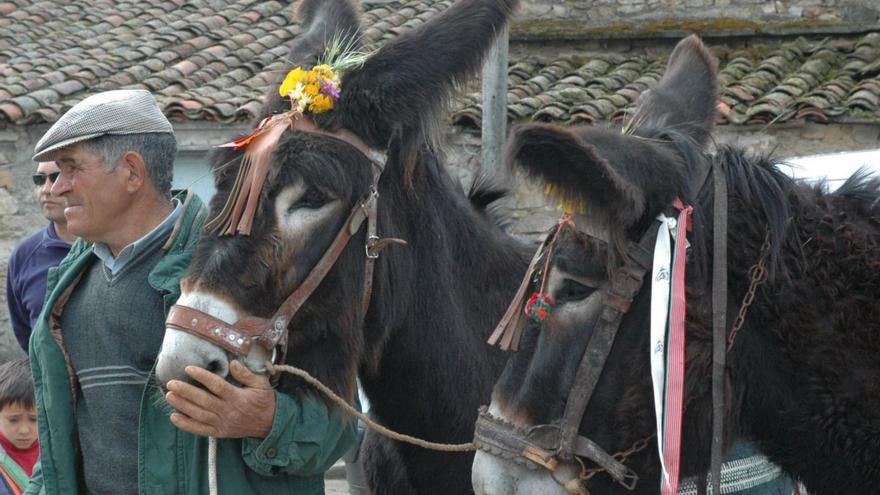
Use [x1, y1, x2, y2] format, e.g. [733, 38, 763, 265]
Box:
[32, 172, 60, 186]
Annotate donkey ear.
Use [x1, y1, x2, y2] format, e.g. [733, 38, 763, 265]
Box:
[630, 34, 719, 146]
[263, 0, 363, 117]
[507, 124, 646, 226]
[329, 0, 519, 150]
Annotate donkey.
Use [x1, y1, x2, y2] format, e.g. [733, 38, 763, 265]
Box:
[155, 0, 530, 493]
[472, 35, 880, 495]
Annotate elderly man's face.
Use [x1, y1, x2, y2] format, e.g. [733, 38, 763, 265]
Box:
[33, 161, 66, 224]
[50, 142, 129, 243]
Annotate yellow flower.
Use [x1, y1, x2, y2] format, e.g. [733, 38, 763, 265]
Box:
[279, 67, 308, 97]
[304, 83, 320, 96]
[279, 64, 339, 114]
[312, 64, 335, 80]
[309, 94, 334, 113]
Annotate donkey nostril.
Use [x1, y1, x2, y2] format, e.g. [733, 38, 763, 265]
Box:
[205, 359, 229, 378]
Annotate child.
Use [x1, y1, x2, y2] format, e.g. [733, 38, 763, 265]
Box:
[0, 359, 38, 495]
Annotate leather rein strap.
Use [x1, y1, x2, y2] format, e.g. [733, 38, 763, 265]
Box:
[167, 123, 398, 362]
[475, 222, 659, 490]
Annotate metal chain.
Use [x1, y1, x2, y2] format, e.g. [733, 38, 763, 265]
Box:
[579, 433, 655, 482]
[727, 232, 771, 352]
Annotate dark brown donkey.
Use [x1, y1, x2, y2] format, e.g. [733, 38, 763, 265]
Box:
[155, 0, 529, 494]
[472, 36, 880, 494]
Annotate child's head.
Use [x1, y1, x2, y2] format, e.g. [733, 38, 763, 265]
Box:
[0, 359, 37, 450]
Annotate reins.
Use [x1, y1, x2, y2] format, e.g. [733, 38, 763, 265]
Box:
[266, 362, 477, 452]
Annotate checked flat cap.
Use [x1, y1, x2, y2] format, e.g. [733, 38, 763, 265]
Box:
[33, 89, 174, 161]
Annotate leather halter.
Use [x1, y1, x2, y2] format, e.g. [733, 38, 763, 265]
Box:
[166, 121, 399, 363]
[475, 218, 661, 490]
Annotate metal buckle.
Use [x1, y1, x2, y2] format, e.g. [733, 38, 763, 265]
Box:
[619, 470, 639, 491]
[366, 235, 381, 259]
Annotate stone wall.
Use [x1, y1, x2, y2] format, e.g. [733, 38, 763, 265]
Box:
[519, 0, 880, 27]
[0, 124, 50, 364]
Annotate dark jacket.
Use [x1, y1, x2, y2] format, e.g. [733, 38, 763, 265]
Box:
[6, 223, 71, 352]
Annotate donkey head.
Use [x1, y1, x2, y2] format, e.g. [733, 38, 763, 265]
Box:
[472, 35, 720, 494]
[156, 0, 519, 401]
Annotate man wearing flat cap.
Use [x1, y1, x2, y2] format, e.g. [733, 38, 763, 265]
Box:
[26, 90, 354, 494]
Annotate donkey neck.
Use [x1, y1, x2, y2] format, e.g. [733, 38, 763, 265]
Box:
[361, 162, 532, 432]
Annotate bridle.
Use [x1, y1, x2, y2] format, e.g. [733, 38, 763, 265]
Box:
[474, 160, 769, 493]
[475, 216, 660, 491]
[166, 114, 402, 367]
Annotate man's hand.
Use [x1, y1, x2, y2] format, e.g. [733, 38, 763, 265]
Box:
[165, 360, 276, 439]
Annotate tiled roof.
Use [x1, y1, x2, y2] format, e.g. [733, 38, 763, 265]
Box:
[0, 0, 451, 125]
[1, 0, 877, 128]
[454, 33, 880, 127]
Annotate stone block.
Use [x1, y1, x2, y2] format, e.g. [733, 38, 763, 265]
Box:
[510, 209, 557, 236]
[0, 188, 19, 216]
[0, 169, 13, 190]
[851, 126, 880, 146]
[841, 4, 879, 23]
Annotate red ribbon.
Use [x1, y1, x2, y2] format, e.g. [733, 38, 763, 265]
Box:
[661, 198, 692, 495]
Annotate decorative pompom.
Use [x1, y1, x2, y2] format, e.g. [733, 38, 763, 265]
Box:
[524, 292, 553, 322]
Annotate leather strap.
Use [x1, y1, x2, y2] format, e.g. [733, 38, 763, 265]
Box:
[487, 232, 554, 350]
[168, 121, 400, 362]
[473, 408, 638, 488]
[574, 435, 638, 489]
[557, 225, 658, 461]
[710, 162, 728, 494]
[476, 223, 659, 491]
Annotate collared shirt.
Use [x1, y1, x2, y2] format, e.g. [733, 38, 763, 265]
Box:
[93, 199, 182, 275]
[5, 222, 72, 352]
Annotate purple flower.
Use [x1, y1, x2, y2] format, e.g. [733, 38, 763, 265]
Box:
[321, 81, 341, 99]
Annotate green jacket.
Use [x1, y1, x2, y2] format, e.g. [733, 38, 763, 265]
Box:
[26, 192, 356, 495]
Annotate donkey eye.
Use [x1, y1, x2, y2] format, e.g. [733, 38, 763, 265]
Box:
[288, 188, 327, 213]
[556, 279, 596, 304]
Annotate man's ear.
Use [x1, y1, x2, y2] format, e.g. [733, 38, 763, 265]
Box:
[119, 151, 147, 193]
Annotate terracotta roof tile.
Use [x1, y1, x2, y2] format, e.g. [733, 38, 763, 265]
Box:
[2, 1, 878, 127]
[454, 33, 880, 128]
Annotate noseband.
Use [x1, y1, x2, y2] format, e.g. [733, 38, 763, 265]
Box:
[166, 115, 400, 364]
[475, 218, 660, 490]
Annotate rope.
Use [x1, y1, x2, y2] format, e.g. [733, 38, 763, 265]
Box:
[266, 362, 476, 452]
[209, 436, 218, 495]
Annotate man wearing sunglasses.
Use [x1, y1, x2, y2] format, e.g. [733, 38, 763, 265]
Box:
[5, 160, 74, 353]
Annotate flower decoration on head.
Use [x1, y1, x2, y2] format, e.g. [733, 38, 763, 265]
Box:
[279, 64, 341, 114]
[276, 34, 372, 116]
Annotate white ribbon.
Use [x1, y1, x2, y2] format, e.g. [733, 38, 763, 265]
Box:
[650, 214, 675, 484]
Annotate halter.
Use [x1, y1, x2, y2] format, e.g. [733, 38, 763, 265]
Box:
[475, 218, 660, 490]
[166, 114, 403, 365]
[475, 159, 758, 493]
